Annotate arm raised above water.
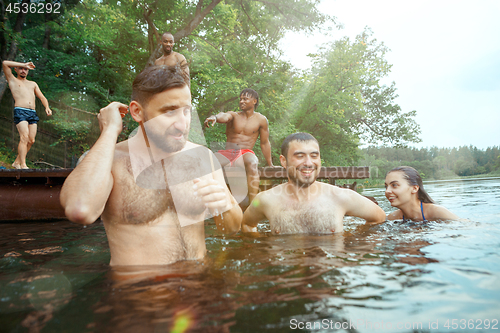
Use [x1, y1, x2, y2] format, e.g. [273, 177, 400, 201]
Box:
[60, 102, 129, 225]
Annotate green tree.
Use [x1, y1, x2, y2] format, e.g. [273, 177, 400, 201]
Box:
[293, 28, 420, 165]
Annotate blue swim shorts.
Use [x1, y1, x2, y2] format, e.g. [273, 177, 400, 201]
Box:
[14, 107, 39, 125]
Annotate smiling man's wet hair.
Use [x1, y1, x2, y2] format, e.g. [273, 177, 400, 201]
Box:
[281, 132, 319, 159]
[240, 88, 259, 109]
[131, 65, 188, 107]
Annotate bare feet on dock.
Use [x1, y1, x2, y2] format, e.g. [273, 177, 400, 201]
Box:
[12, 162, 28, 169]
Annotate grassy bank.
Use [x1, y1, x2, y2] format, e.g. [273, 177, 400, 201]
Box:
[0, 143, 37, 169]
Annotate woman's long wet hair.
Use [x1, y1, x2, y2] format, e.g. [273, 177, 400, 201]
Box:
[387, 166, 434, 203]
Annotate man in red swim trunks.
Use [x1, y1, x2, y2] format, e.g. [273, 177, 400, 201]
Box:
[204, 88, 274, 208]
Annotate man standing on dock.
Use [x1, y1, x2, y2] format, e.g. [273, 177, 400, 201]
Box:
[241, 132, 386, 235]
[204, 88, 274, 208]
[2, 60, 52, 169]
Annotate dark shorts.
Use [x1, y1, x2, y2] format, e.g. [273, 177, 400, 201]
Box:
[14, 107, 39, 125]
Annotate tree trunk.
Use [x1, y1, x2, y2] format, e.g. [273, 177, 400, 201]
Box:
[0, 0, 7, 60]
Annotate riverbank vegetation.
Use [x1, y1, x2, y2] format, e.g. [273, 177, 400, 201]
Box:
[356, 145, 500, 187]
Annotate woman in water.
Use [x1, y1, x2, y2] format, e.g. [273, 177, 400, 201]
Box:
[385, 166, 459, 221]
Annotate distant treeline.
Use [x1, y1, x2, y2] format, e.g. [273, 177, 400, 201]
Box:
[360, 146, 500, 179]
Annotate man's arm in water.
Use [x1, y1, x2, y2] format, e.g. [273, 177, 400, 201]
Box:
[203, 111, 234, 127]
[61, 102, 128, 225]
[259, 116, 274, 167]
[241, 192, 268, 235]
[341, 188, 386, 223]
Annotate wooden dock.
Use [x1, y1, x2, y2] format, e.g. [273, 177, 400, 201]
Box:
[0, 166, 371, 221]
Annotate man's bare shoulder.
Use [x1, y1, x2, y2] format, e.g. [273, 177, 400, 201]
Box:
[175, 52, 187, 62]
[317, 182, 360, 201]
[258, 184, 288, 202]
[255, 112, 269, 126]
[114, 140, 131, 161]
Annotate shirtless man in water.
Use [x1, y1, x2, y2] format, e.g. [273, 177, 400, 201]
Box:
[2, 60, 52, 169]
[241, 132, 386, 235]
[61, 65, 242, 266]
[204, 88, 274, 208]
[155, 32, 189, 82]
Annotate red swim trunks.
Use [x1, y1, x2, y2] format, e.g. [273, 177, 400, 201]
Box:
[217, 149, 255, 166]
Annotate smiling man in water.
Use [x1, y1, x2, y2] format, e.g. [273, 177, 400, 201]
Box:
[61, 65, 242, 266]
[241, 132, 386, 235]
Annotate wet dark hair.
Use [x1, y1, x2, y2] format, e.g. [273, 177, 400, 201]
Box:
[131, 65, 188, 107]
[387, 166, 434, 203]
[281, 132, 319, 158]
[240, 88, 259, 109]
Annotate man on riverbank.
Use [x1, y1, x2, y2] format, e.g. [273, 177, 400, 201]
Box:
[241, 132, 386, 235]
[155, 32, 189, 82]
[61, 65, 242, 266]
[204, 88, 274, 208]
[2, 60, 52, 169]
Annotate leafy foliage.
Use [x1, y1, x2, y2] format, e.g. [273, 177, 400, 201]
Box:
[2, 0, 425, 167]
[293, 28, 421, 165]
[45, 108, 91, 156]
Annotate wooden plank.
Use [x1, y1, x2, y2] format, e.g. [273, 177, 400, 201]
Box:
[0, 168, 73, 179]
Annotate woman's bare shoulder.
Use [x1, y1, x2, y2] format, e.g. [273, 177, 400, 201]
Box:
[425, 203, 460, 220]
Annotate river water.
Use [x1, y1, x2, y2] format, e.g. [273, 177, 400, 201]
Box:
[1, 178, 499, 332]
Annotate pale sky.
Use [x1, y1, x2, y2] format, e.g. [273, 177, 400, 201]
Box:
[280, 0, 500, 150]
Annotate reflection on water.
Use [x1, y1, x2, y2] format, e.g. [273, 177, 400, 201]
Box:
[1, 178, 499, 332]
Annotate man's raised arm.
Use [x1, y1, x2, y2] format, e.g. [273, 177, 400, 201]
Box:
[60, 102, 128, 225]
[2, 60, 34, 81]
[203, 111, 234, 127]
